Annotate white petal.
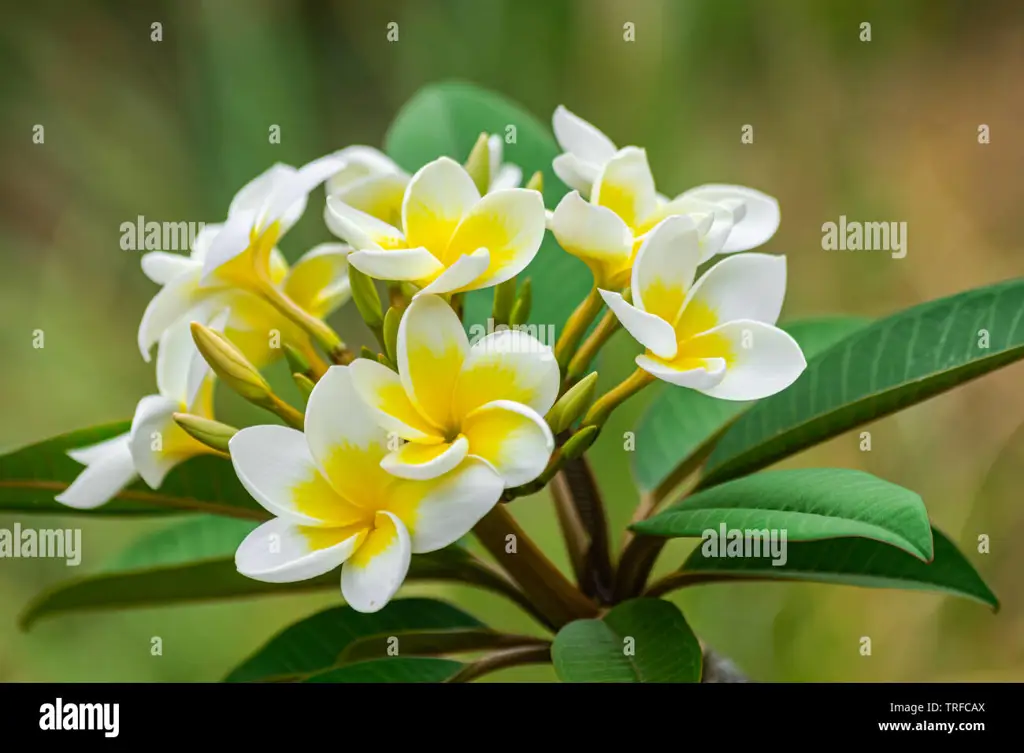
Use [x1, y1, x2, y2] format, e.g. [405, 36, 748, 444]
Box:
[550, 191, 633, 270]
[348, 358, 443, 442]
[303, 365, 396, 506]
[552, 105, 617, 165]
[190, 223, 223, 261]
[552, 153, 602, 197]
[327, 146, 406, 193]
[599, 289, 678, 360]
[56, 434, 137, 510]
[141, 252, 199, 285]
[592, 147, 658, 229]
[487, 134, 504, 172]
[229, 164, 296, 220]
[414, 249, 489, 296]
[489, 163, 522, 192]
[630, 215, 702, 325]
[381, 436, 469, 480]
[453, 327, 561, 419]
[696, 320, 807, 401]
[682, 253, 787, 328]
[388, 457, 504, 553]
[328, 173, 407, 228]
[128, 395, 186, 488]
[635, 354, 728, 390]
[262, 153, 347, 231]
[646, 196, 735, 262]
[341, 511, 412, 613]
[402, 157, 480, 256]
[200, 209, 257, 285]
[325, 195, 406, 251]
[445, 188, 547, 289]
[682, 184, 780, 253]
[155, 316, 201, 405]
[228, 425, 368, 526]
[462, 400, 554, 488]
[347, 247, 444, 283]
[138, 266, 202, 362]
[235, 517, 365, 584]
[398, 293, 469, 428]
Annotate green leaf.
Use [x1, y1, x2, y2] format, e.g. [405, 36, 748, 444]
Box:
[384, 80, 589, 332]
[551, 598, 702, 682]
[0, 421, 269, 519]
[226, 598, 485, 682]
[19, 517, 530, 630]
[304, 657, 465, 683]
[632, 317, 870, 494]
[654, 526, 997, 610]
[702, 279, 1024, 487]
[633, 468, 933, 561]
[341, 629, 542, 664]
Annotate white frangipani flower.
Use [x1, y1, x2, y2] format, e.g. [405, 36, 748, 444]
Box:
[550, 105, 781, 280]
[600, 215, 806, 400]
[325, 142, 523, 229]
[57, 317, 220, 509]
[138, 158, 353, 367]
[348, 295, 558, 487]
[325, 156, 545, 296]
[230, 365, 504, 613]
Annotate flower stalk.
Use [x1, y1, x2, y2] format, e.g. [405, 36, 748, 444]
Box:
[553, 286, 604, 375]
[581, 367, 654, 428]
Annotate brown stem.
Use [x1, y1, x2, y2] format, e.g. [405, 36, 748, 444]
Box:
[473, 505, 599, 629]
[446, 644, 552, 683]
[554, 457, 614, 603]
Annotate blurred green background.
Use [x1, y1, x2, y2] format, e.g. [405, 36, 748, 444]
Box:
[2, 0, 1022, 682]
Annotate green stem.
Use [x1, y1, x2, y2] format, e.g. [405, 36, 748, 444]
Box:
[258, 281, 352, 364]
[554, 287, 604, 374]
[582, 368, 654, 428]
[566, 308, 620, 386]
[473, 505, 599, 628]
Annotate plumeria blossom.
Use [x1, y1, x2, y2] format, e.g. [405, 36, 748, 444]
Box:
[347, 295, 558, 487]
[549, 105, 781, 287]
[230, 365, 504, 613]
[57, 317, 219, 509]
[325, 140, 522, 230]
[600, 215, 806, 400]
[324, 156, 545, 296]
[138, 157, 352, 367]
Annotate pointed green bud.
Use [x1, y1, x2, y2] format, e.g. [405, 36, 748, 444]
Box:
[377, 353, 397, 371]
[383, 306, 402, 364]
[292, 373, 315, 402]
[560, 425, 600, 461]
[492, 277, 517, 326]
[509, 277, 532, 326]
[360, 345, 376, 361]
[525, 170, 543, 192]
[190, 322, 272, 404]
[348, 264, 383, 329]
[464, 132, 491, 194]
[172, 413, 237, 454]
[283, 344, 310, 377]
[546, 372, 599, 435]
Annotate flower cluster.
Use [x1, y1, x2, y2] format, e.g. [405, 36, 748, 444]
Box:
[57, 105, 806, 612]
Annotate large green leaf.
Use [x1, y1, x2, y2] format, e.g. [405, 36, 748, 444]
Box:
[551, 598, 702, 682]
[651, 526, 997, 610]
[384, 80, 589, 332]
[226, 598, 486, 682]
[702, 279, 1024, 487]
[633, 468, 933, 561]
[0, 422, 269, 519]
[632, 317, 870, 495]
[304, 657, 465, 683]
[19, 517, 532, 629]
